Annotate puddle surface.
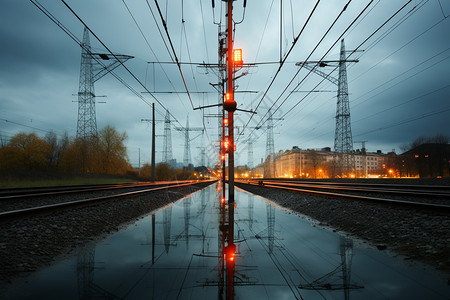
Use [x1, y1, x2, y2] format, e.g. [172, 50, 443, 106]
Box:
[4, 184, 449, 299]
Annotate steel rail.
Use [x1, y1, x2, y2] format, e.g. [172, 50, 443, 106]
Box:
[0, 181, 209, 220]
[250, 179, 450, 191]
[237, 181, 450, 213]
[257, 180, 450, 198]
[0, 181, 196, 201]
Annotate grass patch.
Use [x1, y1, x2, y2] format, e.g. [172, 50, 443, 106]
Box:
[0, 171, 137, 188]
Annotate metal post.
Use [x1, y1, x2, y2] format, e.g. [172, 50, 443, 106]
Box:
[151, 103, 156, 182]
[225, 1, 236, 299]
[227, 0, 235, 205]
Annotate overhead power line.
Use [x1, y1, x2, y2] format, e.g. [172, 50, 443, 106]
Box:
[153, 0, 195, 109]
[59, 0, 186, 130]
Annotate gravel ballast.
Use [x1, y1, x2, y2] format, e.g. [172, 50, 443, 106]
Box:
[0, 181, 214, 293]
[236, 181, 450, 275]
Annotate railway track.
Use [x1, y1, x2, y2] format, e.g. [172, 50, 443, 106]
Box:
[237, 179, 450, 213]
[0, 180, 213, 220]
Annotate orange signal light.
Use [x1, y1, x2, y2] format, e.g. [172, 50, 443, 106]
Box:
[225, 92, 233, 102]
[223, 118, 228, 125]
[233, 49, 243, 65]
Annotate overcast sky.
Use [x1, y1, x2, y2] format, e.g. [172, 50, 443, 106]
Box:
[1, 0, 449, 168]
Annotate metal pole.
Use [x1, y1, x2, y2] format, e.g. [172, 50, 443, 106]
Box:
[227, 0, 235, 205]
[225, 1, 235, 299]
[151, 103, 156, 182]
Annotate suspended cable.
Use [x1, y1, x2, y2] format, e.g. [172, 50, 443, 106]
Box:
[269, 0, 413, 135]
[353, 84, 450, 124]
[241, 0, 322, 136]
[199, 0, 210, 63]
[241, 0, 361, 143]
[122, 0, 189, 113]
[353, 105, 450, 138]
[350, 12, 448, 84]
[153, 0, 195, 109]
[145, 0, 174, 62]
[59, 0, 186, 130]
[352, 48, 450, 108]
[243, 0, 415, 148]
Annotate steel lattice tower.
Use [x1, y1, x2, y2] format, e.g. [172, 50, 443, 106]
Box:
[77, 27, 97, 139]
[334, 39, 354, 176]
[76, 27, 133, 140]
[265, 116, 275, 178]
[183, 116, 191, 167]
[296, 39, 357, 177]
[162, 109, 173, 163]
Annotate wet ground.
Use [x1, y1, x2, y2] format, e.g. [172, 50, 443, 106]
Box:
[3, 184, 449, 299]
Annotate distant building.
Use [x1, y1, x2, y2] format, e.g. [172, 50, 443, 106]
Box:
[251, 147, 399, 179]
[399, 143, 450, 178]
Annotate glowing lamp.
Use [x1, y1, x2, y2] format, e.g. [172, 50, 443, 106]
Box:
[233, 49, 243, 66]
[223, 92, 236, 112]
[225, 244, 237, 263]
[225, 92, 233, 102]
[223, 118, 228, 125]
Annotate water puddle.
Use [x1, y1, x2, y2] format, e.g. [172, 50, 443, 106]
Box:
[4, 183, 449, 299]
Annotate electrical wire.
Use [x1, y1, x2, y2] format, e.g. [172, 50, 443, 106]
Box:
[57, 0, 186, 130]
[122, 0, 189, 113]
[350, 16, 448, 84]
[352, 84, 450, 124]
[353, 105, 450, 138]
[240, 0, 322, 137]
[270, 0, 413, 131]
[242, 0, 415, 152]
[153, 0, 195, 110]
[145, 0, 174, 62]
[352, 48, 450, 108]
[242, 0, 365, 143]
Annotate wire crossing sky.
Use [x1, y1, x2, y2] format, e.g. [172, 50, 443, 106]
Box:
[1, 0, 449, 167]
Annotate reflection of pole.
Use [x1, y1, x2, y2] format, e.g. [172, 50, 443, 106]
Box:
[77, 247, 95, 299]
[163, 206, 172, 253]
[152, 214, 155, 265]
[184, 198, 191, 249]
[225, 1, 236, 298]
[248, 194, 254, 230]
[341, 236, 353, 300]
[266, 203, 275, 254]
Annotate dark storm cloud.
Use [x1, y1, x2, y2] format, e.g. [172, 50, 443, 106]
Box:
[1, 0, 449, 166]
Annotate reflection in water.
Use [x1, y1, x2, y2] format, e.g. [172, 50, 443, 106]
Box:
[266, 203, 275, 254]
[5, 183, 450, 299]
[247, 194, 254, 230]
[77, 247, 120, 299]
[163, 205, 172, 253]
[297, 236, 363, 298]
[184, 197, 191, 249]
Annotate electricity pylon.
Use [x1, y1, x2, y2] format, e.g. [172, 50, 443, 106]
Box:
[175, 115, 203, 167]
[296, 39, 358, 177]
[76, 26, 133, 139]
[162, 109, 173, 164]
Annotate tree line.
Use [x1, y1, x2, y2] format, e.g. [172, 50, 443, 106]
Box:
[0, 126, 131, 176]
[0, 126, 199, 181]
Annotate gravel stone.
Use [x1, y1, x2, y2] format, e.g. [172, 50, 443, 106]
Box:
[236, 181, 450, 275]
[0, 181, 214, 294]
